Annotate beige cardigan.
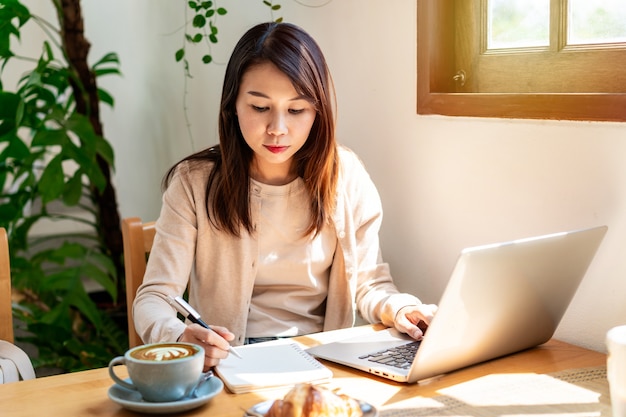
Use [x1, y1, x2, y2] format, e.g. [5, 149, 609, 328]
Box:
[133, 146, 421, 346]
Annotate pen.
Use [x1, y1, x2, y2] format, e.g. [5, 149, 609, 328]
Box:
[167, 295, 243, 359]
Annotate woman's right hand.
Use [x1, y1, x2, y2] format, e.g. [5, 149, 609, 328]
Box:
[178, 323, 236, 370]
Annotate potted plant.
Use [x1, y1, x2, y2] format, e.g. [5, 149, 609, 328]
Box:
[0, 0, 125, 372]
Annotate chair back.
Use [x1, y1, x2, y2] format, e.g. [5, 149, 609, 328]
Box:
[122, 217, 156, 348]
[0, 228, 14, 343]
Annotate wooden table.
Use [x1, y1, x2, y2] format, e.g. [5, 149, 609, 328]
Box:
[0, 325, 608, 416]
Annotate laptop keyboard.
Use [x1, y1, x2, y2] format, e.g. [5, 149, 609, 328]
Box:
[358, 341, 421, 370]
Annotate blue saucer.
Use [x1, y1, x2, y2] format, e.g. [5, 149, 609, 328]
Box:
[108, 376, 223, 414]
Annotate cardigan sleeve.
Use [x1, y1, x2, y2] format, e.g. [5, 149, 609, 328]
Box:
[132, 163, 199, 344]
[336, 147, 422, 327]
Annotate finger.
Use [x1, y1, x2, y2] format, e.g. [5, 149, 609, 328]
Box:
[392, 313, 424, 340]
[402, 304, 438, 325]
[395, 304, 438, 339]
[420, 304, 438, 324]
[399, 325, 424, 340]
[203, 355, 222, 370]
[208, 325, 235, 342]
[181, 323, 213, 344]
[202, 342, 229, 360]
[181, 324, 231, 357]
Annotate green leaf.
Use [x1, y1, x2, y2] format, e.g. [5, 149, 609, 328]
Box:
[202, 54, 213, 64]
[192, 33, 202, 43]
[37, 154, 64, 203]
[42, 40, 55, 61]
[0, 92, 20, 136]
[192, 14, 206, 28]
[33, 243, 79, 266]
[0, 0, 31, 28]
[201, 1, 212, 9]
[88, 251, 118, 281]
[66, 288, 103, 330]
[85, 159, 107, 192]
[206, 9, 215, 18]
[175, 48, 185, 62]
[27, 323, 72, 345]
[62, 170, 84, 206]
[10, 216, 39, 251]
[56, 283, 103, 330]
[0, 203, 19, 224]
[92, 52, 120, 68]
[0, 133, 29, 159]
[80, 262, 117, 300]
[0, 1, 31, 56]
[217, 7, 227, 15]
[209, 34, 217, 43]
[97, 88, 115, 107]
[31, 129, 69, 147]
[66, 113, 97, 150]
[22, 67, 42, 89]
[41, 269, 76, 293]
[54, 140, 82, 168]
[92, 67, 121, 77]
[272, 5, 281, 10]
[58, 137, 109, 191]
[95, 135, 115, 167]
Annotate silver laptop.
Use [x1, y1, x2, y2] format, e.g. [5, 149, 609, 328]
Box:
[307, 225, 607, 383]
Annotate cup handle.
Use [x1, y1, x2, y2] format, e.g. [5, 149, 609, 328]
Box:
[108, 356, 136, 391]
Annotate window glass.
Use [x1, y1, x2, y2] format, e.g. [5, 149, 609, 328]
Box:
[417, 1, 626, 122]
[568, 0, 626, 45]
[487, 0, 550, 49]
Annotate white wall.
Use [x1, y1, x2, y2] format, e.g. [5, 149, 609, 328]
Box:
[14, 0, 626, 352]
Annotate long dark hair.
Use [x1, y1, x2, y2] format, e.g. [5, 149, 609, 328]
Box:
[164, 22, 338, 237]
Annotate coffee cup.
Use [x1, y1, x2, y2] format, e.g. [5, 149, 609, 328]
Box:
[607, 325, 626, 417]
[108, 342, 204, 402]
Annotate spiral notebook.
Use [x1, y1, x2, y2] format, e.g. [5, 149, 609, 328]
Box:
[214, 339, 333, 394]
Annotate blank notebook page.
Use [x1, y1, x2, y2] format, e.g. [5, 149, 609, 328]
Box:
[214, 339, 333, 394]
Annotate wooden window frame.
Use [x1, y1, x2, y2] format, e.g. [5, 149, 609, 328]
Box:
[417, 0, 626, 122]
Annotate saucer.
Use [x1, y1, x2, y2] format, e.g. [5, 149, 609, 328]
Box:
[108, 376, 223, 414]
[244, 399, 378, 417]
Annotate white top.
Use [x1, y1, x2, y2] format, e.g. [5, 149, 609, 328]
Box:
[247, 178, 336, 337]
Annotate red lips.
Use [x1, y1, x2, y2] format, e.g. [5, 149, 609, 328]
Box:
[265, 145, 289, 154]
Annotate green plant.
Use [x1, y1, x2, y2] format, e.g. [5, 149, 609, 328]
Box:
[176, 0, 283, 73]
[0, 0, 126, 372]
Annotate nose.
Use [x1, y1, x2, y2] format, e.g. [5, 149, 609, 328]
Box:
[267, 111, 287, 138]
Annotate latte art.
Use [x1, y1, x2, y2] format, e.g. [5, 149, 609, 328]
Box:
[131, 344, 197, 361]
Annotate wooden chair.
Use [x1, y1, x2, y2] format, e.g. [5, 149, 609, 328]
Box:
[0, 227, 14, 343]
[121, 217, 156, 348]
[1, 228, 37, 383]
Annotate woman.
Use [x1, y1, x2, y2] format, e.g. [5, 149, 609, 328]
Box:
[133, 22, 437, 369]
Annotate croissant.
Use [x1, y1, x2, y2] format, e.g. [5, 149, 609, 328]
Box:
[265, 383, 363, 417]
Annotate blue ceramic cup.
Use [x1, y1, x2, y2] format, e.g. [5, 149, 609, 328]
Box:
[108, 342, 204, 402]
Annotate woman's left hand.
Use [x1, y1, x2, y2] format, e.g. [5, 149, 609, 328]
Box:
[394, 304, 438, 340]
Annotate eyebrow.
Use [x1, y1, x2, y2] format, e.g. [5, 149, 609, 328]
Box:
[246, 90, 308, 101]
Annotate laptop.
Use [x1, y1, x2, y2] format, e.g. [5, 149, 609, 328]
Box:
[307, 225, 607, 383]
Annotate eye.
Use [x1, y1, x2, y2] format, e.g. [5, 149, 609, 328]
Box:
[289, 108, 305, 115]
[252, 105, 268, 112]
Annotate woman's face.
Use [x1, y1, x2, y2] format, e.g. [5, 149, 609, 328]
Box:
[235, 62, 316, 185]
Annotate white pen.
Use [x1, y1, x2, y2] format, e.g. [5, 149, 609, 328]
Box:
[167, 295, 243, 359]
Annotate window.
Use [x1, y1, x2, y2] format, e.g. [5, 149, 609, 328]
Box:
[417, 0, 626, 122]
